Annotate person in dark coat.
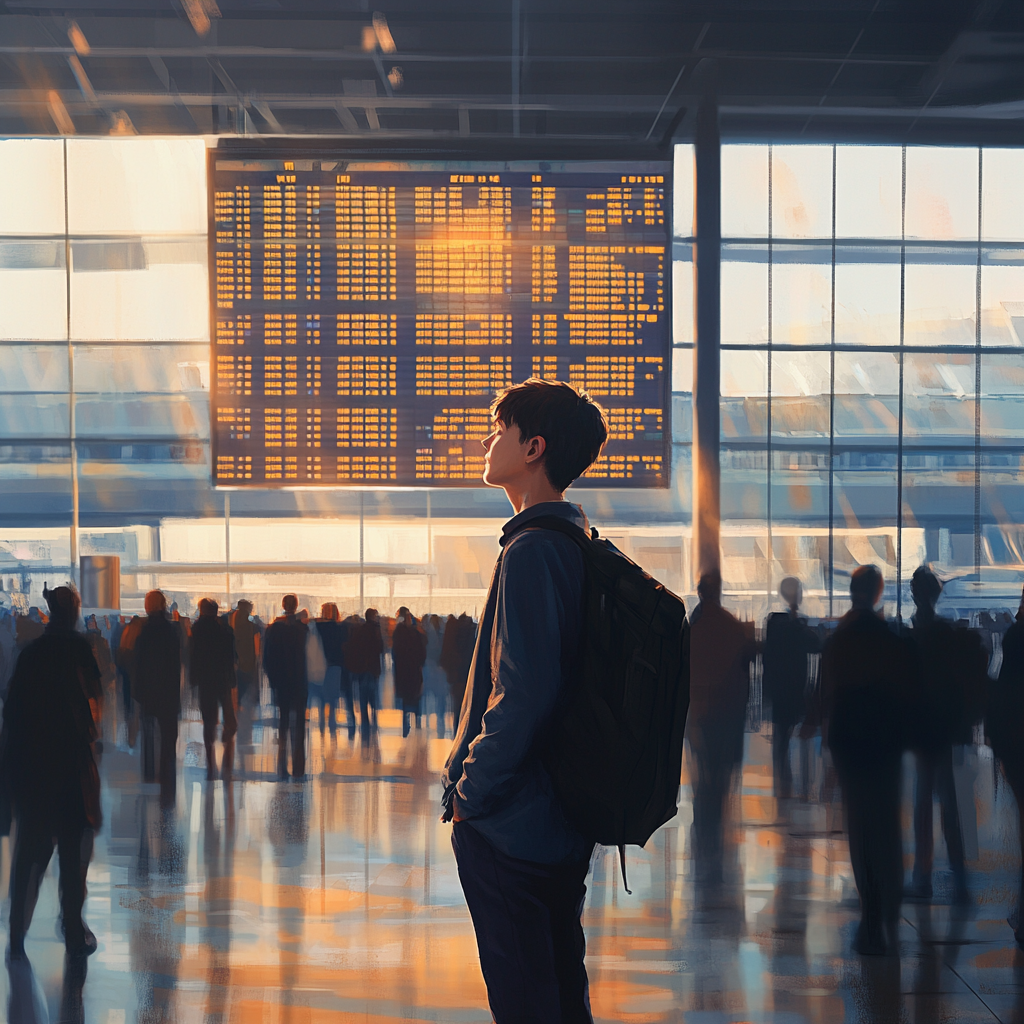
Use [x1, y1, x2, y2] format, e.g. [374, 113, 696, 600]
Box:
[905, 566, 982, 904]
[987, 584, 1024, 948]
[763, 577, 820, 801]
[190, 598, 237, 782]
[686, 571, 756, 884]
[345, 608, 384, 742]
[230, 599, 261, 749]
[262, 594, 308, 779]
[821, 565, 921, 956]
[392, 607, 427, 737]
[1, 584, 102, 958]
[316, 603, 353, 741]
[133, 590, 182, 807]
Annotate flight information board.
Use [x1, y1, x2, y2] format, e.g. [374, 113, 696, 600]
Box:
[208, 156, 671, 488]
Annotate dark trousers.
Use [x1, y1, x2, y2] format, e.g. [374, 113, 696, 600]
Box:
[9, 812, 93, 951]
[772, 716, 798, 800]
[913, 745, 966, 891]
[355, 673, 379, 739]
[837, 754, 903, 951]
[452, 821, 593, 1024]
[142, 713, 178, 806]
[276, 695, 306, 777]
[200, 689, 238, 779]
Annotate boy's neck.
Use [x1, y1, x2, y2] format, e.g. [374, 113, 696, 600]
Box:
[504, 479, 565, 515]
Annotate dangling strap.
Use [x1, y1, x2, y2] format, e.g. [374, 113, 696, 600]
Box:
[618, 844, 632, 895]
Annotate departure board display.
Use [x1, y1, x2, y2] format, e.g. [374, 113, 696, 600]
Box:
[209, 156, 671, 488]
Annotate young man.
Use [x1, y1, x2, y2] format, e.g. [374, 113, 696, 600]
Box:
[441, 378, 608, 1024]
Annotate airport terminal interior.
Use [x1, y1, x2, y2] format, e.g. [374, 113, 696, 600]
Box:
[3, 0, 1024, 1020]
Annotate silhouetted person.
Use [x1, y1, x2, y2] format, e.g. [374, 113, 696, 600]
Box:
[393, 607, 427, 737]
[346, 609, 384, 741]
[987, 584, 1024, 948]
[116, 612, 144, 745]
[442, 612, 477, 718]
[821, 565, 920, 955]
[424, 614, 449, 738]
[763, 577, 820, 801]
[133, 590, 181, 807]
[686, 570, 755, 884]
[230, 599, 260, 748]
[906, 567, 982, 904]
[263, 595, 307, 779]
[1, 584, 101, 959]
[316, 603, 352, 742]
[190, 599, 238, 782]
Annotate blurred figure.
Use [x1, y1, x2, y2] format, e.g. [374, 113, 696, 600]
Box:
[987, 583, 1024, 948]
[190, 599, 238, 782]
[686, 571, 755, 884]
[441, 612, 477, 719]
[763, 577, 820, 801]
[229, 599, 260, 748]
[393, 607, 427, 738]
[906, 567, 983, 904]
[316, 603, 352, 742]
[263, 595, 308, 779]
[1, 584, 101, 959]
[821, 565, 920, 955]
[424, 614, 449, 738]
[133, 590, 182, 807]
[346, 609, 384, 741]
[116, 612, 144, 748]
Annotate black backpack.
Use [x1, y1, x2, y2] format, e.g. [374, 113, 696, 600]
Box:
[520, 516, 690, 891]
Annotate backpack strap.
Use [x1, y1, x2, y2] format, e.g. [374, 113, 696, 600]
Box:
[618, 845, 632, 895]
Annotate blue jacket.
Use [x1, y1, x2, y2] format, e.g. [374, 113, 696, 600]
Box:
[441, 500, 593, 865]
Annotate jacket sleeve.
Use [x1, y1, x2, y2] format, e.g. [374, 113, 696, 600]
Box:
[455, 532, 581, 819]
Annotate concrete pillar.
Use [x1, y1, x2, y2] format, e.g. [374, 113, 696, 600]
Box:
[692, 76, 721, 585]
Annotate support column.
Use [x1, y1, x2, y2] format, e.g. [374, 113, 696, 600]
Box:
[692, 75, 721, 586]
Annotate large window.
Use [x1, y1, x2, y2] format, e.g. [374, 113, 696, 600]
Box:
[682, 143, 1024, 620]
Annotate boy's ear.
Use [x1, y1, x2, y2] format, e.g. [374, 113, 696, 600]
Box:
[525, 435, 547, 464]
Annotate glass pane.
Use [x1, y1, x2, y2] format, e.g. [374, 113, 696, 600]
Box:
[833, 351, 899, 440]
[672, 256, 694, 344]
[0, 345, 68, 391]
[74, 343, 210, 394]
[671, 346, 692, 393]
[0, 140, 66, 235]
[903, 261, 977, 346]
[721, 348, 767, 398]
[70, 263, 209, 341]
[982, 149, 1024, 242]
[66, 138, 208, 236]
[834, 256, 901, 346]
[673, 143, 695, 239]
[0, 460, 72, 523]
[771, 145, 833, 239]
[0, 394, 69, 438]
[981, 353, 1024, 439]
[0, 269, 67, 341]
[835, 146, 903, 239]
[771, 350, 830, 441]
[904, 352, 975, 438]
[75, 394, 209, 439]
[903, 451, 974, 558]
[771, 260, 831, 346]
[981, 261, 1024, 346]
[721, 145, 768, 238]
[904, 147, 979, 241]
[720, 252, 767, 345]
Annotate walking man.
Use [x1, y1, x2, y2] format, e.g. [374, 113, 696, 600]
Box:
[263, 595, 308, 779]
[190, 598, 238, 781]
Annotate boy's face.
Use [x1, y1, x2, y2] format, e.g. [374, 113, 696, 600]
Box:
[481, 418, 532, 488]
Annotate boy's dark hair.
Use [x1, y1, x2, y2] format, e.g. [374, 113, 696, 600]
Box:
[491, 378, 608, 492]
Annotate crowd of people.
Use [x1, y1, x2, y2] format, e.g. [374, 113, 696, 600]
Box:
[688, 563, 1019, 957]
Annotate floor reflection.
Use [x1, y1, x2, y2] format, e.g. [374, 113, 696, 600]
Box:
[0, 709, 1022, 1022]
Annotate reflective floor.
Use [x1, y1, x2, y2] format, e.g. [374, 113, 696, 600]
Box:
[2, 705, 1023, 1023]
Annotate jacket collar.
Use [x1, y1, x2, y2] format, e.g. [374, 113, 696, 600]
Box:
[500, 500, 586, 542]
